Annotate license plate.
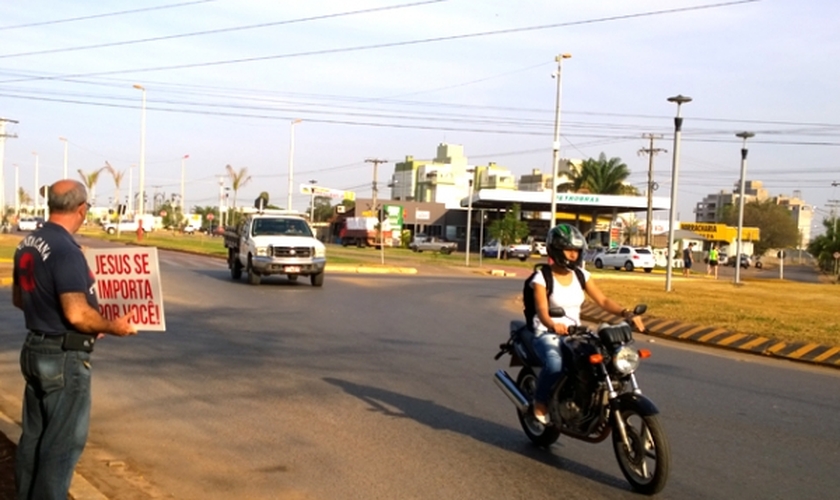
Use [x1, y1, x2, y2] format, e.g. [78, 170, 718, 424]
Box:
[283, 266, 301, 273]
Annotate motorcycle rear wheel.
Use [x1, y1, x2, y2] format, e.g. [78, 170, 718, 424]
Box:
[515, 368, 561, 447]
[612, 410, 670, 495]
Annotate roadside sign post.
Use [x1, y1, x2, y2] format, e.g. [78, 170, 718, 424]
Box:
[778, 250, 785, 280]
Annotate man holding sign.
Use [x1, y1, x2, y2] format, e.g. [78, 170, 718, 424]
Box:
[11, 180, 138, 500]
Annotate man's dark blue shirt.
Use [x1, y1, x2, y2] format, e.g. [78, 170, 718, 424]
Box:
[13, 222, 98, 334]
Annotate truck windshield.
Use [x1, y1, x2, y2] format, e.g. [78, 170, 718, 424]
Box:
[251, 218, 313, 237]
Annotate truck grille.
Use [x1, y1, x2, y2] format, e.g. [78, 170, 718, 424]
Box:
[271, 246, 312, 258]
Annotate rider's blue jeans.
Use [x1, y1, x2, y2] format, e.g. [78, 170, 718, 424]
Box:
[533, 333, 563, 405]
[16, 333, 92, 500]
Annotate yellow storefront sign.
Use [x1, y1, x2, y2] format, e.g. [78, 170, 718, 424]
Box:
[680, 222, 759, 241]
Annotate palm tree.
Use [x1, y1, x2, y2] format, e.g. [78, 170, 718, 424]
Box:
[558, 153, 638, 195]
[104, 162, 125, 212]
[18, 188, 33, 211]
[77, 167, 105, 205]
[225, 164, 252, 210]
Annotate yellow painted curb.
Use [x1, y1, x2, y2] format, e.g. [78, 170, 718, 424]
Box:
[580, 302, 840, 370]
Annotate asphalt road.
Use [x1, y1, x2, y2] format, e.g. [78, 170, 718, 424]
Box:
[0, 243, 838, 499]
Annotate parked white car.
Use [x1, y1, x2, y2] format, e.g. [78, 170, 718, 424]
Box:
[17, 217, 42, 231]
[102, 219, 139, 234]
[593, 246, 656, 273]
[481, 239, 531, 261]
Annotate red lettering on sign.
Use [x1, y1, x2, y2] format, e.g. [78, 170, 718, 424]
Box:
[121, 301, 161, 325]
[95, 254, 133, 275]
[97, 278, 154, 300]
[99, 303, 120, 320]
[133, 253, 150, 274]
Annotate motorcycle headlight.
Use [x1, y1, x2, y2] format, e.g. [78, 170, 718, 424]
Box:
[613, 346, 640, 375]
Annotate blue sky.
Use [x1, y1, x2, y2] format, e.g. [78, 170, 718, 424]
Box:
[1, 0, 838, 237]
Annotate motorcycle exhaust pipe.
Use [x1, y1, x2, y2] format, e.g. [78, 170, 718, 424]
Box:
[494, 370, 529, 413]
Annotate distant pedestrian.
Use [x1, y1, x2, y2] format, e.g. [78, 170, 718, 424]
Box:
[682, 242, 694, 277]
[708, 243, 720, 279]
[12, 180, 138, 500]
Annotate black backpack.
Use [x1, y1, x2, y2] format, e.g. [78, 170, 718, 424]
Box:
[523, 264, 586, 326]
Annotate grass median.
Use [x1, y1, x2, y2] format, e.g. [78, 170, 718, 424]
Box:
[2, 231, 839, 347]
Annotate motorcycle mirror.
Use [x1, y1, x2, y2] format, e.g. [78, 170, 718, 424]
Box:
[548, 307, 567, 318]
[633, 304, 647, 315]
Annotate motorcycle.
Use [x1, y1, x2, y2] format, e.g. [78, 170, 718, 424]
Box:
[493, 305, 670, 495]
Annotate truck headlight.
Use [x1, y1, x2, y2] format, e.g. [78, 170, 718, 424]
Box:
[613, 346, 640, 375]
[315, 244, 326, 258]
[256, 247, 269, 257]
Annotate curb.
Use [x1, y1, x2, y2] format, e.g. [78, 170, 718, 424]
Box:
[0, 409, 107, 500]
[580, 302, 840, 369]
[326, 264, 417, 274]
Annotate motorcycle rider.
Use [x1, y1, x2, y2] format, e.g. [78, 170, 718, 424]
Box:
[530, 224, 645, 424]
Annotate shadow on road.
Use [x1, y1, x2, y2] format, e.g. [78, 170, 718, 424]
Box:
[323, 377, 634, 494]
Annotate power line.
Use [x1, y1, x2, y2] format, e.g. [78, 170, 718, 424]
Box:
[0, 0, 759, 83]
[0, 0, 447, 59]
[0, 0, 217, 31]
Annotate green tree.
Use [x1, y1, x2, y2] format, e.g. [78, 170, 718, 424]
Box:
[77, 167, 105, 206]
[225, 164, 252, 210]
[18, 187, 33, 209]
[254, 191, 270, 210]
[104, 162, 125, 212]
[720, 200, 800, 256]
[157, 200, 179, 228]
[191, 205, 220, 229]
[488, 203, 530, 256]
[559, 152, 638, 195]
[807, 217, 840, 272]
[312, 196, 332, 222]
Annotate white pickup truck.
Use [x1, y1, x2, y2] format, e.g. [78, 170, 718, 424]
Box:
[223, 210, 326, 286]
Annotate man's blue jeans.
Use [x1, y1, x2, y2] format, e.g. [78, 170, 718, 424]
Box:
[16, 333, 92, 500]
[533, 333, 564, 405]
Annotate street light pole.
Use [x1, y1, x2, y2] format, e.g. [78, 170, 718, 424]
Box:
[14, 163, 19, 219]
[59, 136, 68, 179]
[180, 154, 189, 218]
[664, 94, 692, 292]
[287, 119, 302, 211]
[133, 84, 147, 215]
[734, 131, 755, 285]
[549, 53, 571, 227]
[128, 164, 135, 216]
[465, 169, 475, 267]
[32, 151, 39, 216]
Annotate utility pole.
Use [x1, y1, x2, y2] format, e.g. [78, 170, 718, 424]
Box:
[829, 194, 840, 276]
[828, 197, 840, 241]
[1, 118, 20, 220]
[638, 134, 666, 247]
[549, 53, 572, 226]
[366, 158, 388, 264]
[218, 177, 225, 227]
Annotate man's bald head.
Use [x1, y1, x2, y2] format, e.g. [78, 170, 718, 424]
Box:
[48, 180, 88, 213]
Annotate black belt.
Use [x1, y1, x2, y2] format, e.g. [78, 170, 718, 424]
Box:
[27, 331, 95, 353]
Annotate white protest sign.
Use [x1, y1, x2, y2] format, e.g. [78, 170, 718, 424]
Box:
[84, 246, 166, 332]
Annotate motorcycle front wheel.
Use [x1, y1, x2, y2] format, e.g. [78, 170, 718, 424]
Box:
[516, 368, 561, 448]
[612, 410, 670, 495]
